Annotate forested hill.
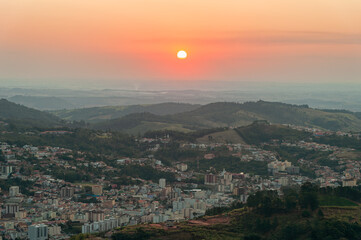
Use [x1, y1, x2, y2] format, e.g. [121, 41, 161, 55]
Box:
[0, 99, 62, 128]
[2, 99, 361, 133]
[52, 102, 201, 123]
[91, 101, 361, 134]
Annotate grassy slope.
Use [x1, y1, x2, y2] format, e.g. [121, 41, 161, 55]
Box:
[0, 99, 61, 128]
[235, 122, 312, 145]
[52, 103, 201, 122]
[91, 101, 361, 134]
[319, 195, 358, 207]
[196, 129, 246, 144]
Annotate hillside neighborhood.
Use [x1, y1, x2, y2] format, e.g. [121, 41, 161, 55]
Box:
[0, 122, 360, 239]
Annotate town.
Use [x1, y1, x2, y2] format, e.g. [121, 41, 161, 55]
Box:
[0, 124, 360, 240]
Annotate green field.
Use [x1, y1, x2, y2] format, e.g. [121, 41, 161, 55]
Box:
[319, 195, 358, 207]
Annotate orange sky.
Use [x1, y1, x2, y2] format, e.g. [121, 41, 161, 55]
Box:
[1, 0, 361, 88]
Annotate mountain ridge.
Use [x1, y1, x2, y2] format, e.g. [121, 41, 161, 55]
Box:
[52, 102, 201, 122]
[91, 101, 361, 134]
[0, 99, 62, 128]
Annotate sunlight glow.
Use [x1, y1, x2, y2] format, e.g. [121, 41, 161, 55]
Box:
[177, 50, 187, 59]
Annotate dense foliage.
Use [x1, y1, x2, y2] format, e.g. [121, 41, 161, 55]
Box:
[0, 178, 34, 196]
[189, 156, 268, 175]
[0, 129, 138, 157]
[235, 123, 311, 145]
[314, 134, 361, 150]
[120, 165, 176, 183]
[0, 99, 62, 129]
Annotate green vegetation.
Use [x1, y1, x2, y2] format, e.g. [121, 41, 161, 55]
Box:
[0, 178, 34, 196]
[144, 128, 227, 142]
[189, 156, 268, 175]
[314, 134, 361, 150]
[0, 128, 138, 157]
[197, 129, 245, 144]
[3, 99, 361, 134]
[53, 102, 200, 123]
[205, 201, 244, 216]
[61, 221, 83, 235]
[319, 195, 358, 207]
[92, 112, 184, 134]
[90, 101, 361, 133]
[0, 99, 62, 129]
[112, 228, 156, 240]
[263, 145, 332, 164]
[9, 95, 75, 110]
[120, 165, 176, 183]
[235, 122, 311, 145]
[50, 168, 92, 183]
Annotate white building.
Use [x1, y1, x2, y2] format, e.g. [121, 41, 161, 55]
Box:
[1, 166, 13, 176]
[9, 186, 20, 197]
[159, 178, 166, 188]
[279, 177, 289, 186]
[176, 163, 188, 172]
[28, 224, 48, 240]
[5, 203, 19, 215]
[82, 216, 129, 234]
[48, 225, 61, 236]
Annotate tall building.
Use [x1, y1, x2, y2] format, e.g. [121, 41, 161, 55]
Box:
[48, 225, 61, 236]
[9, 186, 20, 197]
[159, 178, 166, 188]
[204, 174, 217, 185]
[60, 187, 75, 198]
[28, 224, 48, 240]
[87, 210, 105, 222]
[1, 166, 13, 175]
[224, 172, 233, 182]
[5, 202, 19, 215]
[183, 208, 194, 219]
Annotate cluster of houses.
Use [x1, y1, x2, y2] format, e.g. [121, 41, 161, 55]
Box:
[0, 123, 360, 239]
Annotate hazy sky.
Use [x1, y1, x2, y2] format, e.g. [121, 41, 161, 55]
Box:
[1, 0, 361, 89]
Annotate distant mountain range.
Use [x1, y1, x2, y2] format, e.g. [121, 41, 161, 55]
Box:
[9, 95, 76, 110]
[0, 99, 62, 128]
[52, 103, 201, 122]
[1, 99, 361, 133]
[91, 101, 361, 134]
[3, 86, 361, 111]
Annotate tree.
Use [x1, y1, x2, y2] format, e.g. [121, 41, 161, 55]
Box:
[0, 150, 5, 162]
[299, 182, 319, 210]
[318, 209, 324, 217]
[285, 195, 297, 211]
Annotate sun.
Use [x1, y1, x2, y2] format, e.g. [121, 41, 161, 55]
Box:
[177, 50, 187, 59]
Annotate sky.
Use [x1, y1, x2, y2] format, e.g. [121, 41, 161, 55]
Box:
[0, 0, 361, 89]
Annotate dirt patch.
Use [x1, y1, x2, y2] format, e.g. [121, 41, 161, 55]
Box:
[188, 216, 231, 226]
[197, 129, 245, 144]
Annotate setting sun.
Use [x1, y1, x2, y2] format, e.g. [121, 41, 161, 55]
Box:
[177, 50, 187, 59]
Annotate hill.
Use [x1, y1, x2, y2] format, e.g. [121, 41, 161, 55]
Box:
[9, 95, 76, 110]
[196, 129, 246, 144]
[0, 99, 62, 128]
[92, 112, 192, 134]
[91, 101, 361, 134]
[234, 121, 312, 145]
[52, 102, 201, 123]
[238, 101, 361, 131]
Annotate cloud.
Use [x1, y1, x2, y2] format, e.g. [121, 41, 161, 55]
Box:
[136, 31, 361, 46]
